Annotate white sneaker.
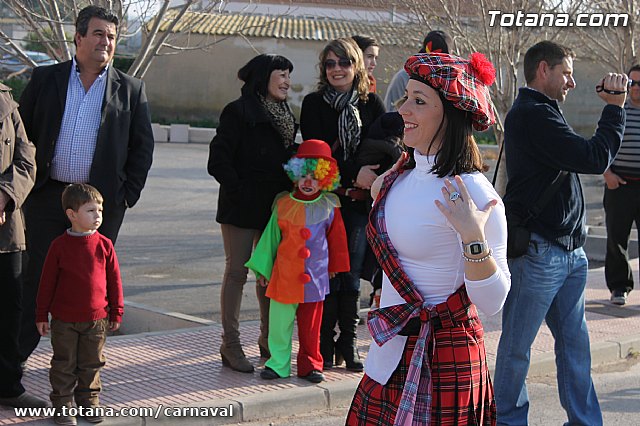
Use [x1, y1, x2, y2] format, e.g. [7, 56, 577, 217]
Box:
[610, 290, 628, 306]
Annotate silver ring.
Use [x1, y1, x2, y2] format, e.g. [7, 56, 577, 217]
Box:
[449, 191, 461, 202]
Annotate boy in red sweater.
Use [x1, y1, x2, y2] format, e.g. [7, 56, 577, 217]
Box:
[36, 184, 123, 425]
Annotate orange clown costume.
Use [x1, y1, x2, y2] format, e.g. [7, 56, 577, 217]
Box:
[246, 140, 350, 381]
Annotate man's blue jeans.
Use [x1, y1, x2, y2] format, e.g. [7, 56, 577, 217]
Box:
[494, 233, 602, 426]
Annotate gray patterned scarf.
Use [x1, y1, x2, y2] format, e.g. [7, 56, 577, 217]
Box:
[323, 86, 362, 160]
[259, 94, 296, 148]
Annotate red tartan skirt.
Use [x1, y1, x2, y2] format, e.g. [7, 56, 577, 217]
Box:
[346, 290, 496, 425]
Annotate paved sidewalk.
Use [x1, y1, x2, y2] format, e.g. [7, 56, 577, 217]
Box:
[1, 264, 639, 425]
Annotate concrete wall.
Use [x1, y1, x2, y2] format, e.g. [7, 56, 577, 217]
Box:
[143, 33, 612, 135]
[563, 59, 613, 136]
[143, 33, 411, 124]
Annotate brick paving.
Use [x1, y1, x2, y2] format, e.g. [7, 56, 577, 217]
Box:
[1, 264, 639, 425]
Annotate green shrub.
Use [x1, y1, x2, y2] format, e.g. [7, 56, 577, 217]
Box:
[474, 131, 497, 145]
[0, 77, 28, 100]
[113, 56, 135, 73]
[24, 30, 72, 53]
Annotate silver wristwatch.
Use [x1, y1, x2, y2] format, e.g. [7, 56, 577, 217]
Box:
[462, 240, 488, 256]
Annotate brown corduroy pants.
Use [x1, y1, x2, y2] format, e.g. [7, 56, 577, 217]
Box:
[49, 318, 107, 407]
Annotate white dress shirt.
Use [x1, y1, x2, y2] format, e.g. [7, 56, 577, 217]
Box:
[51, 58, 108, 183]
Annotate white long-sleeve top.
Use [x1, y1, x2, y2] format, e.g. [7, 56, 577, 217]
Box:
[364, 150, 511, 385]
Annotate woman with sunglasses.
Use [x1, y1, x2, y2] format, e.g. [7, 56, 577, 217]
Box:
[208, 54, 298, 373]
[346, 52, 510, 425]
[300, 38, 385, 373]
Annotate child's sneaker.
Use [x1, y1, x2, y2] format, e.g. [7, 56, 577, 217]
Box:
[80, 405, 105, 423]
[260, 366, 283, 380]
[54, 413, 77, 426]
[54, 405, 77, 425]
[300, 370, 325, 383]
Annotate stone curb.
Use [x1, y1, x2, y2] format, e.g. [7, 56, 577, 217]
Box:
[99, 335, 640, 425]
[97, 380, 361, 425]
[500, 334, 640, 379]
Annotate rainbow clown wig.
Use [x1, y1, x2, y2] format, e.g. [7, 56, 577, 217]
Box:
[283, 139, 340, 191]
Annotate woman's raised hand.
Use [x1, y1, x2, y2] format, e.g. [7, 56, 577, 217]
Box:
[434, 175, 497, 243]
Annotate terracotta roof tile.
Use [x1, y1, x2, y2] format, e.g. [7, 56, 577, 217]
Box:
[153, 9, 420, 47]
[253, 0, 407, 9]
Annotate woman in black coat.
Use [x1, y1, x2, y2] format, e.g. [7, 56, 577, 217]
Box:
[300, 38, 385, 372]
[208, 54, 297, 373]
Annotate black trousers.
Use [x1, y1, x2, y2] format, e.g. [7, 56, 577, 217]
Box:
[19, 179, 126, 361]
[0, 251, 25, 397]
[603, 181, 640, 294]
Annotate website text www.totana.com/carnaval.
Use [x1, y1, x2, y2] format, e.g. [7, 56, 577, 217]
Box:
[488, 10, 629, 27]
[13, 404, 235, 419]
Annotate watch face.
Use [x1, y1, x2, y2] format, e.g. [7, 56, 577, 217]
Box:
[470, 243, 484, 255]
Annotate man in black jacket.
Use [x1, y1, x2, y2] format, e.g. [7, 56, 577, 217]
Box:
[17, 5, 154, 363]
[602, 64, 640, 306]
[494, 41, 626, 426]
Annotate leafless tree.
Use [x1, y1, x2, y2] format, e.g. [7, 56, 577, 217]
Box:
[397, 0, 587, 193]
[568, 0, 638, 73]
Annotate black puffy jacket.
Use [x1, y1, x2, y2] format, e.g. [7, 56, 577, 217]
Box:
[208, 95, 297, 230]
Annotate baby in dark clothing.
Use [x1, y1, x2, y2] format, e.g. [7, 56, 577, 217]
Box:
[355, 112, 404, 173]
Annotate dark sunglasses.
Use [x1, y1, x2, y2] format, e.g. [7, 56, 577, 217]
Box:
[630, 80, 640, 87]
[324, 58, 353, 70]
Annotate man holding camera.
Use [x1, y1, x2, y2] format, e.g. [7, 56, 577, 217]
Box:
[602, 64, 640, 306]
[494, 40, 626, 426]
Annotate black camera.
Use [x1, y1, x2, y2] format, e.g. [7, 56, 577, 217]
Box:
[596, 79, 634, 94]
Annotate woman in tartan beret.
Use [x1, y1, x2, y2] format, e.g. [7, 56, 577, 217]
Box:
[346, 53, 511, 425]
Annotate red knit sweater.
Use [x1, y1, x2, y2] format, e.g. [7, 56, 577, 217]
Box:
[36, 231, 124, 323]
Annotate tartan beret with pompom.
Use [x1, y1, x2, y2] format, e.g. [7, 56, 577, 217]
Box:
[404, 52, 497, 131]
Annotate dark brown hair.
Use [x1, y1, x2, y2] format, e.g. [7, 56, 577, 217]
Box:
[317, 38, 369, 101]
[420, 30, 452, 54]
[412, 89, 484, 178]
[237, 54, 294, 98]
[523, 41, 575, 84]
[74, 5, 119, 46]
[352, 35, 378, 51]
[62, 183, 103, 211]
[628, 64, 640, 75]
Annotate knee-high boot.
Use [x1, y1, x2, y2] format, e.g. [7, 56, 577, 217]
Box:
[256, 283, 270, 358]
[335, 290, 363, 372]
[320, 292, 339, 369]
[220, 276, 253, 373]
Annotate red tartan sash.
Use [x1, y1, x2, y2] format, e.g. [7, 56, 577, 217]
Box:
[366, 166, 471, 425]
[366, 168, 424, 345]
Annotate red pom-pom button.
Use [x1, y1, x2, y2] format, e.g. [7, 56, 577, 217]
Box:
[299, 273, 311, 284]
[298, 247, 311, 259]
[468, 52, 496, 86]
[300, 228, 312, 240]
